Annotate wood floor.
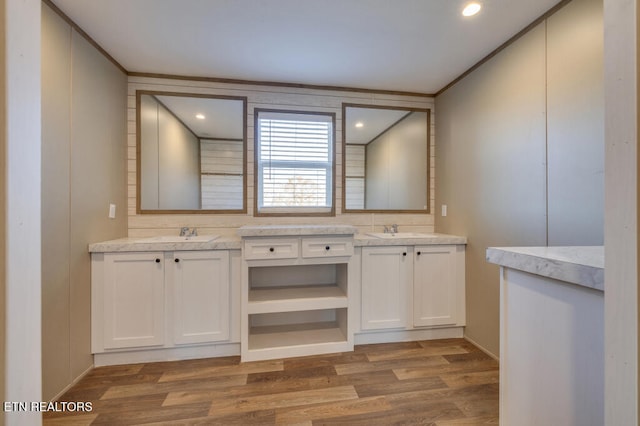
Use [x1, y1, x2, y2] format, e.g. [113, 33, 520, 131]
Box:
[43, 339, 499, 425]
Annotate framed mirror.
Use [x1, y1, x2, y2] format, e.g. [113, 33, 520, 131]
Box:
[342, 104, 430, 213]
[137, 91, 247, 213]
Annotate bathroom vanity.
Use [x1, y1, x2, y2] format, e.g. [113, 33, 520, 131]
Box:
[89, 226, 466, 365]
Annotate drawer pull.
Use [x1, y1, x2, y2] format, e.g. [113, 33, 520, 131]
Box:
[155, 258, 161, 263]
[417, 251, 421, 256]
[325, 246, 331, 251]
[174, 258, 180, 263]
[269, 247, 275, 252]
[403, 252, 407, 256]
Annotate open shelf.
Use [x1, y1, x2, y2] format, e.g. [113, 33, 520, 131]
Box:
[248, 284, 347, 314]
[248, 321, 347, 350]
[241, 244, 353, 362]
[245, 308, 349, 361]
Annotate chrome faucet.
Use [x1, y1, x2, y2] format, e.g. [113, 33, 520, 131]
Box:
[179, 227, 190, 236]
[383, 224, 399, 234]
[189, 228, 198, 237]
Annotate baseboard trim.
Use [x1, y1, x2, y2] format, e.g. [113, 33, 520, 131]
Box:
[49, 364, 94, 402]
[355, 327, 464, 345]
[94, 343, 241, 367]
[463, 334, 499, 361]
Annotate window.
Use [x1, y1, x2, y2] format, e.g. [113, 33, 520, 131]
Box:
[255, 109, 335, 215]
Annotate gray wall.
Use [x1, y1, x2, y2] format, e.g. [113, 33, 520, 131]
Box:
[140, 94, 200, 210]
[435, 0, 603, 356]
[365, 112, 428, 210]
[41, 3, 128, 400]
[547, 0, 604, 244]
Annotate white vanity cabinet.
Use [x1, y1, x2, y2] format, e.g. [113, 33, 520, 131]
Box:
[168, 250, 230, 345]
[100, 252, 166, 350]
[413, 245, 460, 327]
[359, 243, 465, 334]
[361, 246, 411, 330]
[92, 249, 232, 356]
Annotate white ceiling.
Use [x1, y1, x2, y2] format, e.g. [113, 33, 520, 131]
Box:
[154, 95, 244, 139]
[51, 0, 562, 94]
[345, 107, 409, 145]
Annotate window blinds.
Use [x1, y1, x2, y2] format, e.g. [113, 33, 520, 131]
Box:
[257, 112, 333, 210]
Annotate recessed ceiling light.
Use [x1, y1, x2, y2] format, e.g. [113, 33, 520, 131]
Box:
[462, 2, 481, 17]
[196, 113, 205, 119]
[355, 122, 364, 128]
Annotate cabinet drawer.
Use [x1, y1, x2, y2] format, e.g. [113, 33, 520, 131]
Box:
[244, 238, 299, 260]
[301, 237, 354, 258]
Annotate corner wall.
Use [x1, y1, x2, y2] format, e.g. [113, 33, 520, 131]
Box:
[0, 0, 7, 421]
[603, 0, 639, 423]
[435, 0, 604, 356]
[3, 0, 42, 424]
[41, 3, 128, 401]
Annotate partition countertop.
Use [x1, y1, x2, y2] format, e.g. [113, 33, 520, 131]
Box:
[486, 246, 604, 292]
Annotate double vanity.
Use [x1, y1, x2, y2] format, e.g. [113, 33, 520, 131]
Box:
[89, 225, 466, 366]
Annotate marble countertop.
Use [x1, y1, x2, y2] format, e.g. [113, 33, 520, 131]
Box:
[354, 233, 467, 246]
[89, 236, 242, 253]
[237, 224, 358, 237]
[89, 230, 467, 253]
[486, 246, 604, 291]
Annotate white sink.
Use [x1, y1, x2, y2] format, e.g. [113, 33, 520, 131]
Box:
[135, 235, 219, 243]
[367, 232, 435, 239]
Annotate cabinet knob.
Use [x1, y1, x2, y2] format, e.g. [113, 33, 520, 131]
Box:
[174, 258, 180, 263]
[155, 258, 161, 263]
[269, 247, 275, 252]
[417, 251, 421, 256]
[403, 252, 407, 256]
[325, 246, 331, 251]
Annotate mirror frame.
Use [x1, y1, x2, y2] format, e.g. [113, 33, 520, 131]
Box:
[136, 90, 248, 214]
[341, 103, 431, 214]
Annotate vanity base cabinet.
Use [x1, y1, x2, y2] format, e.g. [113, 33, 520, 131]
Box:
[169, 250, 230, 345]
[413, 245, 462, 327]
[358, 244, 465, 335]
[361, 246, 411, 330]
[100, 252, 165, 350]
[92, 250, 234, 363]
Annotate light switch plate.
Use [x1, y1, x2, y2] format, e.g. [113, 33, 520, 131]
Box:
[109, 203, 116, 219]
[441, 204, 447, 217]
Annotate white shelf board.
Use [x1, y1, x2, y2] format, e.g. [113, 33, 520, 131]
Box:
[248, 321, 347, 351]
[247, 285, 347, 314]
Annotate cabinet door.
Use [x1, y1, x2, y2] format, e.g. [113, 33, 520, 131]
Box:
[414, 245, 457, 327]
[171, 250, 230, 344]
[103, 252, 165, 349]
[361, 246, 411, 330]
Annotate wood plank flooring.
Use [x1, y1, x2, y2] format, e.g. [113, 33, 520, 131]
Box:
[43, 339, 498, 425]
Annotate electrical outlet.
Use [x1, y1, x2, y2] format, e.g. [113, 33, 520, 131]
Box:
[109, 203, 116, 219]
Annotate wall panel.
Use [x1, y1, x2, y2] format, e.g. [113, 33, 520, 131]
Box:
[547, 0, 604, 245]
[41, 2, 72, 401]
[435, 0, 604, 357]
[435, 25, 549, 356]
[41, 3, 128, 401]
